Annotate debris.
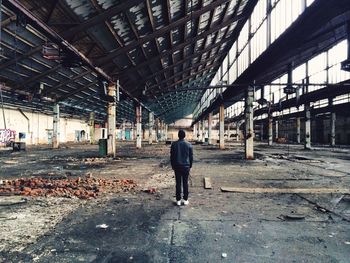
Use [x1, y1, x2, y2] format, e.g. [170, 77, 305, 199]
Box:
[204, 177, 212, 189]
[0, 196, 27, 206]
[220, 187, 350, 194]
[345, 241, 350, 245]
[221, 253, 227, 258]
[96, 224, 109, 229]
[143, 188, 157, 194]
[283, 214, 305, 220]
[0, 177, 137, 199]
[296, 194, 350, 223]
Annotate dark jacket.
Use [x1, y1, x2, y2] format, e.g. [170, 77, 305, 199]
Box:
[170, 139, 193, 169]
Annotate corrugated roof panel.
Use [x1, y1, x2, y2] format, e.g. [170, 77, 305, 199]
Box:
[186, 0, 200, 12]
[198, 11, 211, 34]
[128, 2, 150, 37]
[226, 0, 238, 16]
[169, 0, 184, 21]
[171, 27, 183, 45]
[142, 41, 158, 58]
[212, 4, 226, 25]
[202, 0, 214, 7]
[157, 36, 170, 52]
[63, 0, 96, 20]
[97, 0, 122, 10]
[150, 0, 166, 30]
[185, 20, 195, 38]
[110, 13, 135, 44]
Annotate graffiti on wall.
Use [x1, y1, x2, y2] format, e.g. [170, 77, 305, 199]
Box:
[0, 129, 16, 144]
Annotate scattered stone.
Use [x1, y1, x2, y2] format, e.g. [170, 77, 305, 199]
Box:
[0, 177, 137, 199]
[96, 224, 109, 229]
[221, 253, 227, 258]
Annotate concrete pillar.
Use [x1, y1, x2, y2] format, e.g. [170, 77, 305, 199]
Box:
[160, 120, 164, 141]
[260, 123, 264, 141]
[197, 122, 201, 141]
[330, 112, 336, 146]
[121, 120, 126, 141]
[52, 103, 60, 149]
[89, 112, 95, 144]
[236, 122, 240, 142]
[268, 116, 273, 146]
[130, 122, 134, 140]
[245, 86, 254, 159]
[193, 124, 197, 141]
[201, 119, 205, 143]
[275, 120, 279, 140]
[219, 104, 225, 149]
[296, 117, 301, 144]
[208, 113, 212, 144]
[148, 112, 154, 144]
[136, 105, 142, 149]
[330, 99, 336, 146]
[107, 84, 116, 157]
[155, 119, 159, 142]
[165, 124, 168, 140]
[227, 123, 230, 141]
[304, 103, 311, 150]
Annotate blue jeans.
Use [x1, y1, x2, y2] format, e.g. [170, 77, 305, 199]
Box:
[174, 167, 190, 201]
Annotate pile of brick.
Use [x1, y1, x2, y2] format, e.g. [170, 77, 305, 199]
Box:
[0, 177, 137, 199]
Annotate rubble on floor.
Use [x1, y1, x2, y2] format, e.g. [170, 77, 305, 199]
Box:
[0, 176, 137, 199]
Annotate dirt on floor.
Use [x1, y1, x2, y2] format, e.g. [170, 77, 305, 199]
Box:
[0, 141, 350, 262]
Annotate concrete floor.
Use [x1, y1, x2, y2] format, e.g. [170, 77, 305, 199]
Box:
[0, 141, 350, 262]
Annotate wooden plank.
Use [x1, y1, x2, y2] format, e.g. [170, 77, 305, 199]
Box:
[204, 177, 212, 189]
[220, 187, 350, 194]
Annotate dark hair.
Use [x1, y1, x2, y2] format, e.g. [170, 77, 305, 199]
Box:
[178, 129, 186, 139]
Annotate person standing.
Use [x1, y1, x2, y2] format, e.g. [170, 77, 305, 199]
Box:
[170, 129, 193, 206]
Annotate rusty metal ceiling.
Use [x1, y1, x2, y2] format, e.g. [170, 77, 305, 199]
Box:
[0, 0, 257, 123]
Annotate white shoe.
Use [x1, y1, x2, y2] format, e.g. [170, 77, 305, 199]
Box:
[176, 200, 181, 206]
[183, 200, 189, 206]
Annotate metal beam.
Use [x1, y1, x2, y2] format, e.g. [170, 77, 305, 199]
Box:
[116, 37, 230, 80]
[61, 0, 145, 40]
[147, 60, 221, 93]
[57, 81, 98, 102]
[0, 46, 41, 70]
[42, 70, 92, 96]
[98, 10, 244, 66]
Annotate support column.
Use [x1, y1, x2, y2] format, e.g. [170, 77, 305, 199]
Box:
[329, 98, 336, 146]
[131, 122, 134, 140]
[275, 120, 279, 141]
[136, 105, 142, 149]
[227, 123, 230, 141]
[89, 112, 95, 144]
[52, 103, 60, 149]
[245, 86, 254, 159]
[197, 122, 200, 141]
[268, 116, 273, 146]
[160, 120, 164, 141]
[121, 120, 126, 141]
[201, 119, 205, 143]
[296, 117, 301, 144]
[155, 119, 159, 143]
[148, 112, 154, 144]
[236, 122, 240, 142]
[193, 123, 197, 141]
[208, 113, 212, 144]
[304, 103, 311, 150]
[107, 84, 116, 157]
[165, 124, 168, 141]
[260, 122, 264, 141]
[219, 104, 225, 149]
